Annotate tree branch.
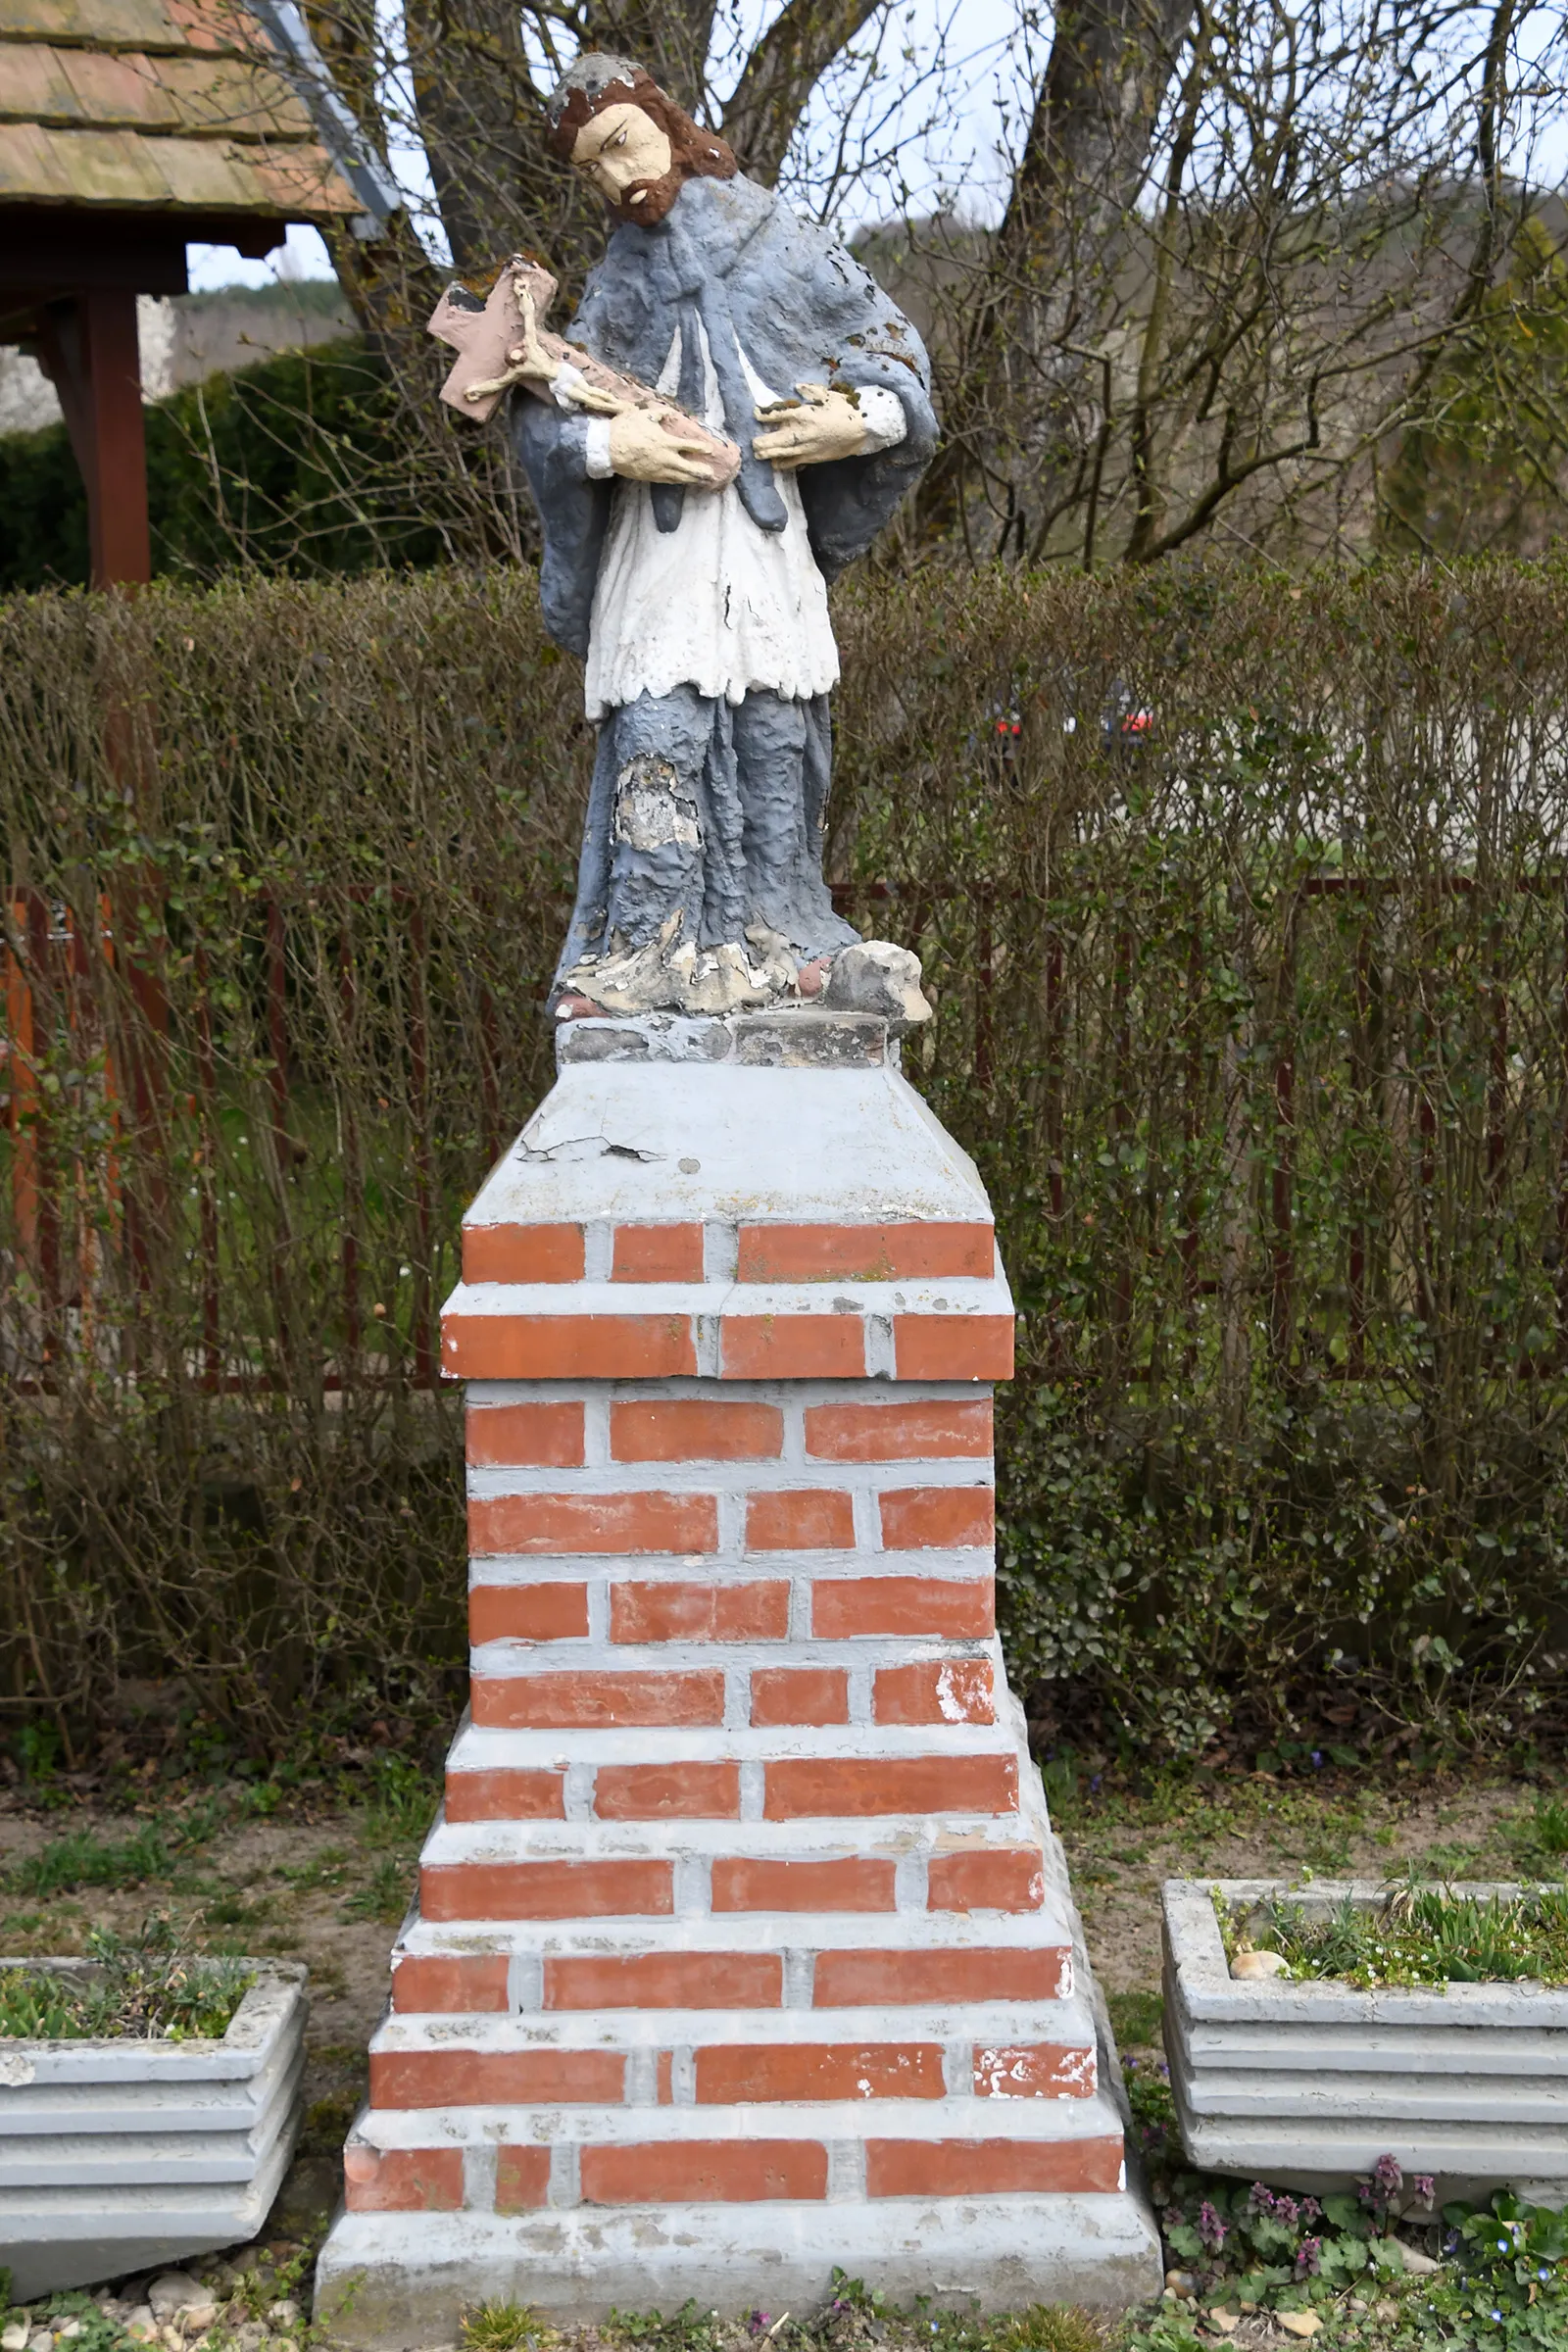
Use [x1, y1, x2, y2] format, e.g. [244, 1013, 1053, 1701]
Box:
[721, 0, 881, 183]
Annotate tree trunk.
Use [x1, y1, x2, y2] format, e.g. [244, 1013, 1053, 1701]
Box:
[921, 0, 1194, 552]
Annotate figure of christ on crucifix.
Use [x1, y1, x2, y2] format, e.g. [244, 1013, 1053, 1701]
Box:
[496, 53, 939, 1020]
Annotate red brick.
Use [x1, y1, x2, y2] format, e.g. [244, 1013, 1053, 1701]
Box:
[612, 1399, 783, 1462]
[464, 1222, 583, 1283]
[466, 1401, 584, 1467]
[611, 1581, 788, 1643]
[370, 2048, 623, 2107]
[927, 1848, 1046, 1912]
[469, 1491, 716, 1557]
[873, 1659, 995, 1726]
[612, 1223, 705, 1281]
[469, 1583, 589, 1644]
[657, 2051, 673, 2102]
[391, 1955, 510, 2013]
[804, 1398, 993, 1461]
[444, 1768, 564, 1823]
[594, 1762, 740, 1819]
[421, 1859, 673, 1921]
[893, 1315, 1013, 1381]
[813, 1948, 1071, 2006]
[865, 2137, 1125, 2198]
[495, 2144, 552, 2211]
[696, 2042, 945, 2103]
[812, 1576, 994, 1639]
[737, 1222, 994, 1282]
[442, 1314, 696, 1380]
[973, 2043, 1096, 2097]
[765, 1755, 1017, 1819]
[750, 1667, 848, 1727]
[343, 2144, 463, 2212]
[720, 1315, 864, 1379]
[879, 1487, 995, 1550]
[545, 1953, 781, 2009]
[472, 1670, 725, 1730]
[581, 2140, 828, 2203]
[710, 1856, 896, 1912]
[746, 1489, 855, 1550]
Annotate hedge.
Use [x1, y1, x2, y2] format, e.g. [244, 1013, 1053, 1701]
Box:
[4, 560, 1568, 1770]
[0, 340, 445, 592]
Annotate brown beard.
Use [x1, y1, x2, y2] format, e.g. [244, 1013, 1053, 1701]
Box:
[609, 168, 688, 226]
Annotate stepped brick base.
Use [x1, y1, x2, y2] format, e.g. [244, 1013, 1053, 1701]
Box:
[316, 1021, 1160, 2340]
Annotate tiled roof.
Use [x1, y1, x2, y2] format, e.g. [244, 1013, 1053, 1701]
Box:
[0, 0, 361, 217]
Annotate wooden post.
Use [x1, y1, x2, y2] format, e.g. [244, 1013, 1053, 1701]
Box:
[37, 288, 151, 589]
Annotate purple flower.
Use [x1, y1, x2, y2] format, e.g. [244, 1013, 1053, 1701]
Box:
[1300, 2197, 1323, 2224]
[1357, 2180, 1380, 2209]
[1375, 2153, 1404, 2195]
[1273, 2194, 1300, 2229]
[749, 2318, 771, 2337]
[1295, 2236, 1323, 2278]
[1091, 1774, 1103, 1793]
[1311, 1749, 1324, 1766]
[1198, 2200, 1228, 2253]
[1248, 2183, 1273, 2215]
[1412, 2175, 1436, 2208]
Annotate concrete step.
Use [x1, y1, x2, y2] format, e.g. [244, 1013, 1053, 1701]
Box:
[317, 2184, 1158, 2339]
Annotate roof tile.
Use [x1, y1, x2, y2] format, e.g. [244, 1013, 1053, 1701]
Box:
[153, 52, 310, 137]
[0, 0, 210, 55]
[0, 119, 361, 211]
[0, 0, 364, 218]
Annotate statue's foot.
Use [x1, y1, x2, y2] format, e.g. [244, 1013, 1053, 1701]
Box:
[557, 924, 932, 1029]
[559, 913, 784, 1017]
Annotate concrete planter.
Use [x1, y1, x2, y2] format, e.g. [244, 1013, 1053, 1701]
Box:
[0, 1958, 308, 2297]
[1163, 1880, 1568, 2201]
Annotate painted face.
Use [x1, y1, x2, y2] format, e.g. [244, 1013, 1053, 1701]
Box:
[570, 103, 674, 208]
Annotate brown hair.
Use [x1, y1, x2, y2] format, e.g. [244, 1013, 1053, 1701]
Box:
[545, 56, 735, 223]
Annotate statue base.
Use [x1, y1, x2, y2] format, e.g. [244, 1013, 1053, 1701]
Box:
[314, 1023, 1160, 2340]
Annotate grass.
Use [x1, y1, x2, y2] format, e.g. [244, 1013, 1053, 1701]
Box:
[5, 1822, 174, 1896]
[1105, 1989, 1164, 2049]
[341, 1852, 416, 1923]
[462, 2304, 558, 2352]
[1223, 1882, 1568, 1987]
[0, 1925, 254, 2039]
[1, 1781, 295, 1900]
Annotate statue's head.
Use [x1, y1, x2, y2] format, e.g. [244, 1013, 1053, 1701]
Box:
[545, 52, 736, 225]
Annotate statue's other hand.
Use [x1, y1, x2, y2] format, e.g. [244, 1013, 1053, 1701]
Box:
[608, 404, 717, 485]
[752, 383, 868, 469]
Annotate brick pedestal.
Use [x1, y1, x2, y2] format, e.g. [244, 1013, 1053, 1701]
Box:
[316, 1017, 1159, 2340]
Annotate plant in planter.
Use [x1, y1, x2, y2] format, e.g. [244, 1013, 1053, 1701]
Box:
[1162, 1879, 1568, 2196]
[1223, 1883, 1568, 1990]
[0, 1920, 308, 2299]
[0, 1927, 257, 2042]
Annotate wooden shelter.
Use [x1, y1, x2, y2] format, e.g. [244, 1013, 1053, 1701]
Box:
[0, 0, 369, 585]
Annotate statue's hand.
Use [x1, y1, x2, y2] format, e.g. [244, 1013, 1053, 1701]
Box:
[752, 382, 868, 469]
[607, 404, 717, 485]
